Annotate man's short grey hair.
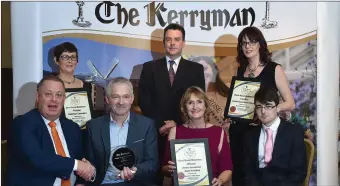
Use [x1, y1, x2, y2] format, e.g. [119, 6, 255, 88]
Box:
[105, 77, 134, 96]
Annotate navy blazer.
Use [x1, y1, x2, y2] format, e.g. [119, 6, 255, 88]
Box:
[138, 57, 205, 129]
[243, 120, 307, 186]
[82, 112, 159, 186]
[7, 109, 83, 186]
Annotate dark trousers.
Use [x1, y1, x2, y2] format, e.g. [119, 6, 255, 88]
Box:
[101, 182, 159, 186]
[229, 121, 251, 186]
[101, 183, 141, 186]
[155, 134, 167, 186]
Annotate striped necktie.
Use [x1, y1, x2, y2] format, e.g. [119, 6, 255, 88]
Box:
[169, 60, 175, 86]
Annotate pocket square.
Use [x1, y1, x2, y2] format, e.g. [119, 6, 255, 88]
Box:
[133, 139, 145, 143]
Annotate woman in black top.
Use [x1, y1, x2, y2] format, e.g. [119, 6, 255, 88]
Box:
[53, 42, 91, 90]
[225, 26, 295, 186]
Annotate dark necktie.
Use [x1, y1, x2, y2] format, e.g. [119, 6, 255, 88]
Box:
[169, 60, 175, 86]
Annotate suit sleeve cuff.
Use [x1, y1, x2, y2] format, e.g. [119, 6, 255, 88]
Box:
[73, 160, 78, 171]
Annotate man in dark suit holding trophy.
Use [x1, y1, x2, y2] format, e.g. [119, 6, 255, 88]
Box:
[80, 77, 159, 186]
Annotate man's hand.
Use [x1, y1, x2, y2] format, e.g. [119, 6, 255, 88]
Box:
[159, 120, 176, 136]
[75, 158, 96, 181]
[118, 166, 137, 181]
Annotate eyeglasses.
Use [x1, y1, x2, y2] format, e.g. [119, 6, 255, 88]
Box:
[60, 55, 77, 61]
[241, 40, 258, 47]
[255, 105, 276, 111]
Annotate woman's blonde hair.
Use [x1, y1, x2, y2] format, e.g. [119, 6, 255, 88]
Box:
[180, 86, 210, 123]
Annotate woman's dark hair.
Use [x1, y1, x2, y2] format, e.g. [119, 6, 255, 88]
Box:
[54, 42, 78, 62]
[236, 26, 271, 66]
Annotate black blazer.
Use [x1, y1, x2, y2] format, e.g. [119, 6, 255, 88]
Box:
[82, 112, 159, 186]
[243, 120, 307, 186]
[7, 109, 83, 186]
[138, 57, 205, 128]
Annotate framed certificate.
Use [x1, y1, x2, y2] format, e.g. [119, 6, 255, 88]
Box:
[224, 76, 261, 122]
[63, 88, 94, 128]
[170, 138, 213, 186]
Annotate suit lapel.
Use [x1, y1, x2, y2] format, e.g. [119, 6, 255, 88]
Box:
[271, 120, 286, 163]
[34, 109, 56, 155]
[59, 117, 75, 158]
[100, 115, 111, 158]
[251, 126, 262, 168]
[156, 57, 172, 89]
[172, 58, 188, 88]
[126, 112, 138, 147]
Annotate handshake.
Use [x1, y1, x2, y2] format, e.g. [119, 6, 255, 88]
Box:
[75, 158, 96, 182]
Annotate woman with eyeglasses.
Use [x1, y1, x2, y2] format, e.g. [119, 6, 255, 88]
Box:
[53, 42, 87, 89]
[224, 26, 295, 186]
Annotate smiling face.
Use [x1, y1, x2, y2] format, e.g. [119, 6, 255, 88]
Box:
[241, 35, 260, 60]
[106, 83, 134, 117]
[55, 52, 78, 74]
[164, 29, 185, 59]
[185, 94, 207, 120]
[37, 80, 66, 121]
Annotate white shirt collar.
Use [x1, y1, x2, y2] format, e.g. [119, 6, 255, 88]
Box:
[165, 56, 181, 66]
[262, 117, 281, 132]
[41, 115, 60, 126]
[110, 112, 130, 127]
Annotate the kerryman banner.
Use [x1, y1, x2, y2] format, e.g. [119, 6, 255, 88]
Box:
[42, 3, 317, 183]
[42, 1, 317, 85]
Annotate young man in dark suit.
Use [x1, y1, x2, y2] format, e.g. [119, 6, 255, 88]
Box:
[243, 88, 307, 186]
[7, 75, 95, 186]
[138, 23, 205, 159]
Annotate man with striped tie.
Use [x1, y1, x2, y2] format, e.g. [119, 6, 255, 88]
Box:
[243, 87, 307, 186]
[139, 23, 205, 185]
[7, 75, 95, 186]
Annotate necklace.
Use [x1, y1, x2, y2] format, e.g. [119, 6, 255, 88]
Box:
[247, 63, 260, 78]
[58, 75, 76, 84]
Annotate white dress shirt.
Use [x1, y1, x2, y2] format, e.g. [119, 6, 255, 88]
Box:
[41, 116, 78, 186]
[165, 55, 181, 73]
[258, 117, 281, 168]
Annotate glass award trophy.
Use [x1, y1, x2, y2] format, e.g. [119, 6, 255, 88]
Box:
[109, 145, 137, 177]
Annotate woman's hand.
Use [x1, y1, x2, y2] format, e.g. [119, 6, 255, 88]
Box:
[212, 177, 223, 186]
[222, 118, 232, 131]
[167, 161, 176, 174]
[160, 120, 177, 136]
[279, 111, 292, 121]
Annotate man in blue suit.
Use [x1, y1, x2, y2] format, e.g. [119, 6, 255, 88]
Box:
[7, 75, 96, 186]
[79, 77, 159, 186]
